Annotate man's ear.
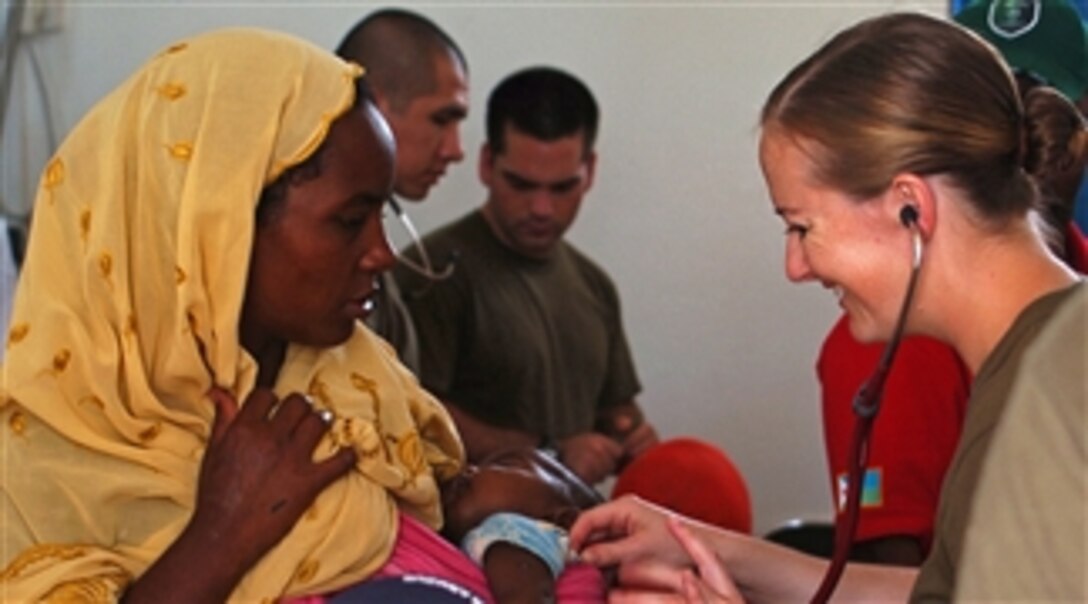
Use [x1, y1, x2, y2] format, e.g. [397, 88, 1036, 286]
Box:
[478, 143, 494, 187]
[371, 88, 394, 117]
[582, 150, 598, 192]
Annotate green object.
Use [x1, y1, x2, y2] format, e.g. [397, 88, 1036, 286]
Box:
[956, 0, 1088, 101]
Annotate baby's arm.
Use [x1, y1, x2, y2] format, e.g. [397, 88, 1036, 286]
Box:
[462, 512, 570, 604]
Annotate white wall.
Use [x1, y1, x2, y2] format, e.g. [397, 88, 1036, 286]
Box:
[3, 0, 946, 535]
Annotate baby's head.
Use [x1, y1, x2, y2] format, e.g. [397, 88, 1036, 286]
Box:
[440, 448, 601, 543]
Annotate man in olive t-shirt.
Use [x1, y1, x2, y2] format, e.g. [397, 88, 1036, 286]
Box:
[396, 67, 658, 485]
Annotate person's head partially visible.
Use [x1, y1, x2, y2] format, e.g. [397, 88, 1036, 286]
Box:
[955, 0, 1088, 115]
[479, 66, 599, 260]
[1021, 88, 1088, 244]
[440, 448, 602, 544]
[758, 12, 1065, 344]
[337, 8, 469, 201]
[955, 0, 1088, 262]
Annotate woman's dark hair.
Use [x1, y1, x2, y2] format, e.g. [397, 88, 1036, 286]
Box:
[336, 8, 467, 113]
[486, 66, 599, 159]
[1023, 86, 1088, 228]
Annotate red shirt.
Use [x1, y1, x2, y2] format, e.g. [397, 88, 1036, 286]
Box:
[1064, 221, 1088, 273]
[818, 315, 971, 553]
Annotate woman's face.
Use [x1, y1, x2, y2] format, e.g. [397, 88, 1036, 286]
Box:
[242, 103, 396, 354]
[759, 130, 912, 342]
[440, 450, 584, 543]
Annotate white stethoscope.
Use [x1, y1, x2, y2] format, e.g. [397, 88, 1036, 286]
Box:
[811, 205, 924, 604]
[386, 195, 457, 282]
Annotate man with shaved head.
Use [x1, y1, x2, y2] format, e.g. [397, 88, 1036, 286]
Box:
[336, 9, 469, 371]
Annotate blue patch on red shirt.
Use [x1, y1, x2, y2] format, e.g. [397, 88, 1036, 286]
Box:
[836, 467, 884, 511]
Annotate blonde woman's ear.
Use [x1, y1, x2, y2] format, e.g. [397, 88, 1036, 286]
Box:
[887, 173, 940, 236]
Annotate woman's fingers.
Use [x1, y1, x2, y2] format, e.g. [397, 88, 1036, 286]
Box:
[608, 588, 684, 603]
[236, 387, 279, 423]
[288, 401, 337, 448]
[678, 571, 740, 604]
[570, 496, 643, 551]
[680, 571, 712, 602]
[616, 558, 688, 593]
[269, 392, 313, 435]
[572, 495, 682, 568]
[667, 517, 742, 602]
[206, 387, 239, 444]
[206, 387, 350, 477]
[246, 391, 352, 488]
[312, 446, 358, 489]
[570, 504, 636, 563]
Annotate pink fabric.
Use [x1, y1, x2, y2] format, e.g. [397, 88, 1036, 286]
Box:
[372, 511, 492, 598]
[288, 511, 606, 604]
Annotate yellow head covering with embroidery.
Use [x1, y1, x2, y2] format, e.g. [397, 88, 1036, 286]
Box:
[0, 28, 463, 602]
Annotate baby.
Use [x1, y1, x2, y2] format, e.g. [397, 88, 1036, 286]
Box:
[441, 448, 604, 603]
[326, 439, 745, 603]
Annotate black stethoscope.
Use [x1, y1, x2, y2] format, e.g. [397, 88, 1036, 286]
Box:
[811, 205, 924, 604]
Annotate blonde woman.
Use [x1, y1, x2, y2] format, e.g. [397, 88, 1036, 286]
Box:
[570, 12, 1084, 603]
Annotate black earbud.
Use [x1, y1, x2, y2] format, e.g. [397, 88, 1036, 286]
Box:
[899, 205, 919, 228]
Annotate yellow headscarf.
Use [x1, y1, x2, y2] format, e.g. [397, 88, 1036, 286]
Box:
[0, 28, 463, 602]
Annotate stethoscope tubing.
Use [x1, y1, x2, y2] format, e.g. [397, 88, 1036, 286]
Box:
[810, 225, 924, 604]
[387, 196, 456, 282]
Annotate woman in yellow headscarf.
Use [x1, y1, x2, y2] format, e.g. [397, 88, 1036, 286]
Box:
[0, 27, 463, 602]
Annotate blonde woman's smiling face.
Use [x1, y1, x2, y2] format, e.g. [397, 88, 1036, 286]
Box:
[759, 129, 912, 342]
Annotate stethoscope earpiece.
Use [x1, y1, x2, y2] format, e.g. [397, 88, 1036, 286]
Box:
[899, 204, 919, 228]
